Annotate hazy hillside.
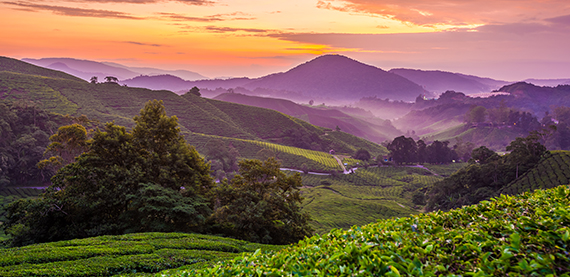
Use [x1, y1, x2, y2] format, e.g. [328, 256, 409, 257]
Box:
[22, 57, 206, 82]
[214, 93, 402, 143]
[243, 55, 428, 102]
[22, 57, 139, 81]
[0, 57, 82, 82]
[390, 68, 509, 95]
[102, 61, 207, 80]
[393, 102, 471, 135]
[524, 78, 570, 87]
[42, 55, 432, 103]
[422, 123, 528, 150]
[121, 74, 195, 93]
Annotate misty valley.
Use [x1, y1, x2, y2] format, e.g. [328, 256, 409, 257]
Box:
[0, 55, 569, 276]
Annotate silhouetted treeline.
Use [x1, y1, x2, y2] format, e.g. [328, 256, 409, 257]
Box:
[386, 136, 472, 165]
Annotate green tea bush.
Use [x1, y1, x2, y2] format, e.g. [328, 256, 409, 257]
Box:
[187, 185, 570, 276]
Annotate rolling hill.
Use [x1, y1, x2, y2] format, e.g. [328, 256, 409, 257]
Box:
[121, 74, 198, 93]
[0, 56, 386, 171]
[422, 123, 527, 151]
[38, 55, 429, 103]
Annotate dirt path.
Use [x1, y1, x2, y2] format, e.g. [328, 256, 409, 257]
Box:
[332, 155, 348, 173]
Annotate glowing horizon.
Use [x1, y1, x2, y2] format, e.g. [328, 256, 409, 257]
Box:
[1, 0, 569, 80]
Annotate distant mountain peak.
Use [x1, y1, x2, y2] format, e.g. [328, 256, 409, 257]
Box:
[243, 54, 426, 101]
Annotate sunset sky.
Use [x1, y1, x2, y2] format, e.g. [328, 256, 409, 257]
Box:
[1, 0, 569, 80]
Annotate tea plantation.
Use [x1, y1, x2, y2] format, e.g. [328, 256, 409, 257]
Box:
[186, 185, 570, 276]
[0, 232, 282, 276]
[500, 150, 570, 196]
[299, 165, 453, 233]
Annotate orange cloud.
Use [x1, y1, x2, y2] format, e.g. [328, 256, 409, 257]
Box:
[157, 11, 254, 22]
[4, 2, 144, 19]
[41, 0, 214, 5]
[316, 0, 570, 27]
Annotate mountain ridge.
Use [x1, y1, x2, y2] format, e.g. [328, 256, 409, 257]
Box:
[22, 57, 206, 82]
[389, 68, 510, 95]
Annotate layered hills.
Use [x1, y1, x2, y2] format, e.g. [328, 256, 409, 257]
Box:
[0, 56, 385, 171]
[66, 55, 430, 102]
[214, 92, 401, 143]
[389, 68, 509, 95]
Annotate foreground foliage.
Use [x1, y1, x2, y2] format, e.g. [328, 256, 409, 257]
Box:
[186, 185, 570, 276]
[0, 232, 281, 276]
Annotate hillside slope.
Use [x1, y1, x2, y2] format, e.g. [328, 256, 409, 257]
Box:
[500, 150, 570, 195]
[214, 93, 402, 143]
[422, 123, 528, 150]
[0, 57, 82, 82]
[22, 57, 206, 81]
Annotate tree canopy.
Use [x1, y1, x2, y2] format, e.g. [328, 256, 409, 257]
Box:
[211, 158, 313, 244]
[4, 100, 213, 246]
[426, 133, 549, 212]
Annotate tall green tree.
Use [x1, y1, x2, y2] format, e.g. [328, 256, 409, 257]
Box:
[387, 136, 417, 165]
[353, 148, 371, 161]
[212, 158, 313, 244]
[37, 124, 89, 174]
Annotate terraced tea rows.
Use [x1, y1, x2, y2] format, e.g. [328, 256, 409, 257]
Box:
[250, 140, 341, 170]
[299, 165, 449, 233]
[0, 232, 281, 276]
[500, 150, 570, 196]
[188, 133, 342, 172]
